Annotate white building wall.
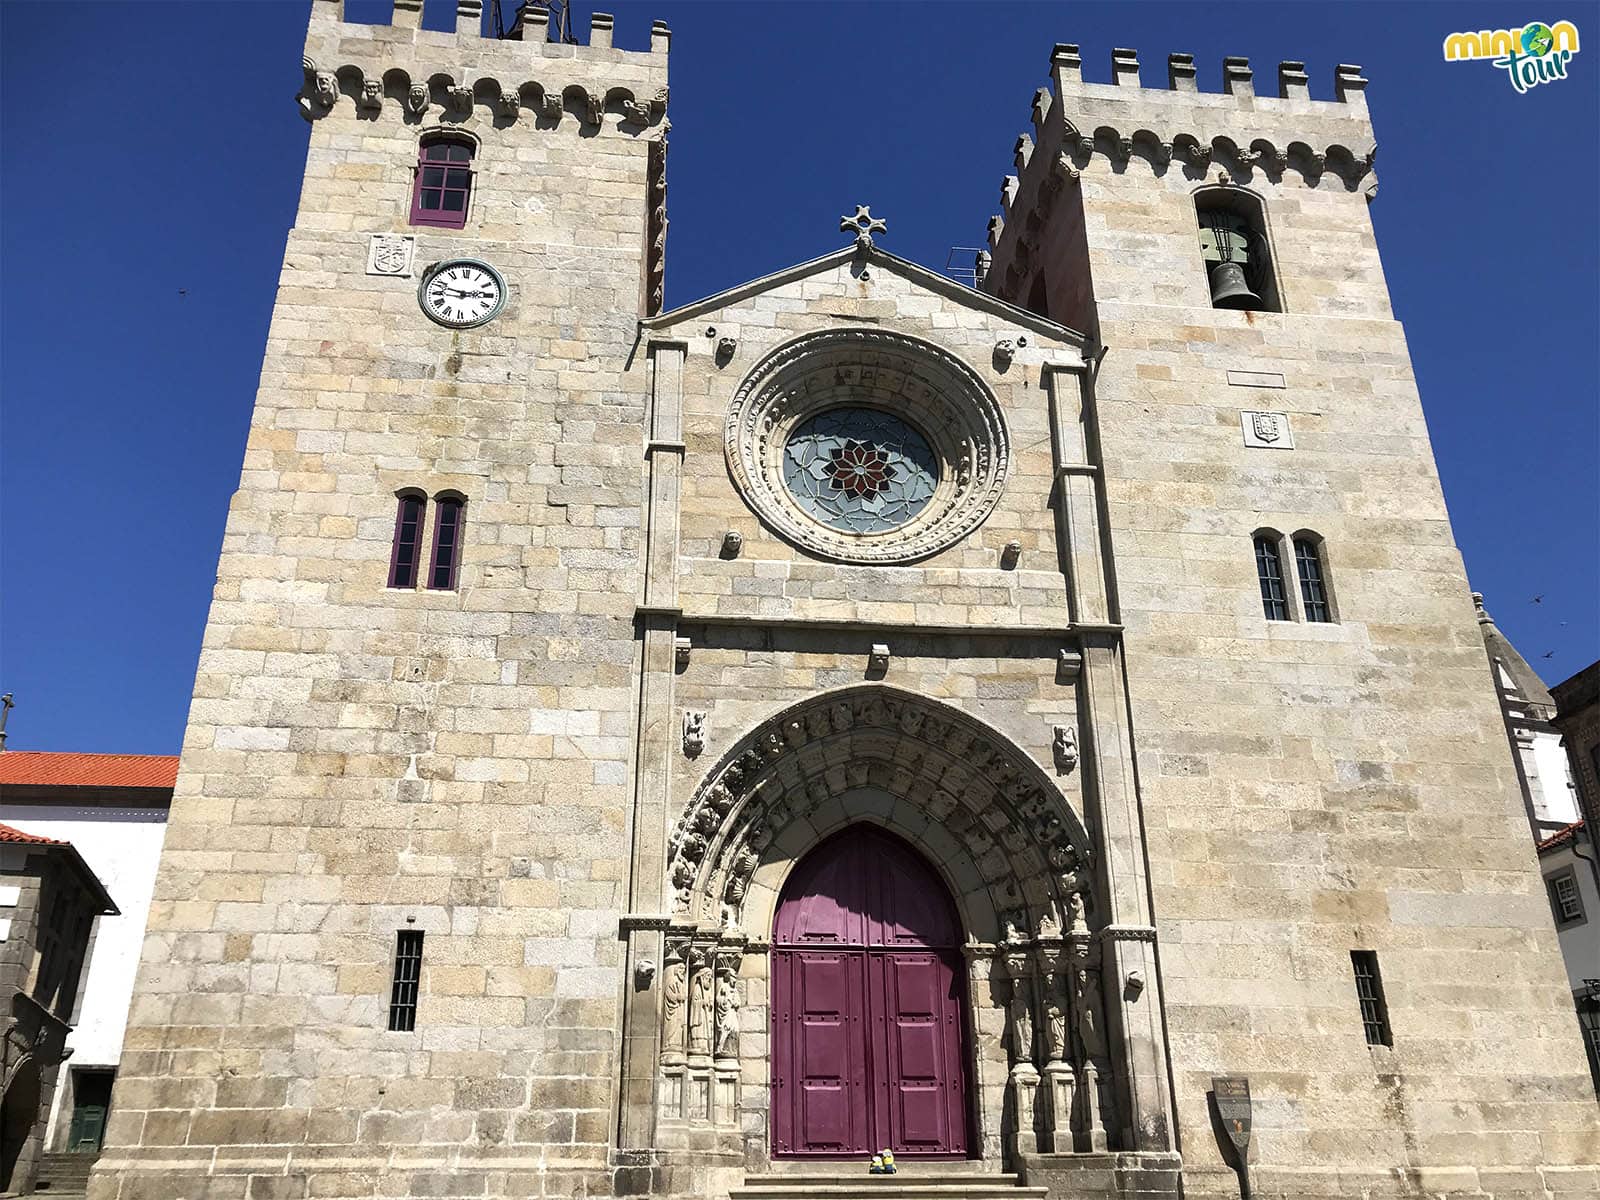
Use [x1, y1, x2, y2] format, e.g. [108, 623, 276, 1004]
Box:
[1542, 841, 1600, 993]
[0, 805, 168, 1148]
[1528, 729, 1581, 827]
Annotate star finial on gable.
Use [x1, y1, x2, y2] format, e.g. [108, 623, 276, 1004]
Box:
[840, 204, 888, 253]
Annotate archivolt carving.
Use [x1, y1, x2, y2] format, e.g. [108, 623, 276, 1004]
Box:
[724, 329, 1010, 565]
[667, 687, 1093, 934]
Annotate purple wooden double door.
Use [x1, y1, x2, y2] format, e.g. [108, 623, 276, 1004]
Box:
[771, 826, 970, 1158]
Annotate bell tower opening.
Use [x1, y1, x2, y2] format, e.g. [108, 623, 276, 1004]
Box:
[770, 822, 972, 1160]
[1194, 186, 1282, 312]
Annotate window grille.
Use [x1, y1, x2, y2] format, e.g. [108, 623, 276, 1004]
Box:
[1350, 950, 1392, 1046]
[410, 137, 474, 229]
[1294, 537, 1332, 622]
[1254, 535, 1288, 621]
[388, 493, 426, 589]
[388, 929, 424, 1032]
[429, 497, 465, 590]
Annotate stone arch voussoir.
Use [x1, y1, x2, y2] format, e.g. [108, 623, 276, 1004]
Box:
[667, 685, 1095, 942]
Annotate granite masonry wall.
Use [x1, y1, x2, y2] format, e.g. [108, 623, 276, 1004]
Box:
[986, 43, 1600, 1200]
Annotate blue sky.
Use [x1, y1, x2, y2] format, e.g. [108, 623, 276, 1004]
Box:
[1, 1, 1596, 753]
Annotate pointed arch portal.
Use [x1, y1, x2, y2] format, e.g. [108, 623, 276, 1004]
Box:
[771, 825, 970, 1158]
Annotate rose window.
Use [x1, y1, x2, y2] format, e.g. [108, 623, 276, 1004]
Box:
[725, 329, 1010, 565]
[782, 409, 939, 534]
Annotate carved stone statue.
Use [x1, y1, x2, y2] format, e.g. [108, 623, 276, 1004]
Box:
[1043, 977, 1068, 1065]
[688, 955, 714, 1054]
[660, 951, 688, 1057]
[1006, 967, 1036, 1069]
[406, 83, 428, 114]
[359, 79, 383, 110]
[682, 710, 706, 757]
[714, 967, 739, 1059]
[1075, 967, 1106, 1060]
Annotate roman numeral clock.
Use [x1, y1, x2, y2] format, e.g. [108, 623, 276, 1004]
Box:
[418, 258, 506, 328]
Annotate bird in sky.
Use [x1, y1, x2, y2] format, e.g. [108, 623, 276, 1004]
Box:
[1531, 595, 1544, 604]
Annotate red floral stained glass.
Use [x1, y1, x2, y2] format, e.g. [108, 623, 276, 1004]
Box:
[825, 440, 899, 499]
[782, 409, 939, 534]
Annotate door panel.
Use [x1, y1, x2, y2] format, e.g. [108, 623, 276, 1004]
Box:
[773, 825, 969, 1158]
[773, 949, 868, 1156]
[875, 950, 966, 1155]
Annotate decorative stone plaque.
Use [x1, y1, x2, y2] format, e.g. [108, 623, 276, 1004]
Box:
[1212, 1076, 1251, 1154]
[366, 233, 416, 277]
[1240, 410, 1293, 449]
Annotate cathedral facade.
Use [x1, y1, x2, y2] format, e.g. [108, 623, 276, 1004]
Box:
[89, 3, 1598, 1199]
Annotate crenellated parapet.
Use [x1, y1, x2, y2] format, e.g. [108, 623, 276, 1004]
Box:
[298, 0, 669, 130]
[985, 44, 1379, 308]
[1023, 45, 1375, 179]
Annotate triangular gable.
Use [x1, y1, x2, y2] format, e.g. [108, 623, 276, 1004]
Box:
[641, 246, 1089, 349]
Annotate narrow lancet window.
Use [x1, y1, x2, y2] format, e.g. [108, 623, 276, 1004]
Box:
[1254, 534, 1288, 621]
[1350, 950, 1392, 1046]
[1294, 537, 1332, 622]
[429, 496, 464, 591]
[388, 929, 424, 1032]
[388, 492, 426, 589]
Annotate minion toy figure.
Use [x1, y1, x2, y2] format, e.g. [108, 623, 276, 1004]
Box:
[880, 1150, 897, 1175]
[867, 1154, 884, 1174]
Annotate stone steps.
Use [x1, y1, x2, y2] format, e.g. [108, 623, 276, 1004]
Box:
[36, 1152, 97, 1196]
[730, 1171, 1047, 1200]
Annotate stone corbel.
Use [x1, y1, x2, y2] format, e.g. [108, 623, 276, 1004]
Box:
[446, 85, 472, 114]
[535, 89, 562, 119]
[497, 90, 521, 117]
[358, 78, 383, 112]
[406, 83, 428, 115]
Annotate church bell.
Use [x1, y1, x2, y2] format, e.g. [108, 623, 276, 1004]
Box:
[1199, 210, 1264, 311]
[1207, 261, 1262, 310]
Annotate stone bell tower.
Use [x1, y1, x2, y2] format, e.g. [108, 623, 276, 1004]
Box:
[983, 45, 1600, 1200]
[91, 3, 671, 1198]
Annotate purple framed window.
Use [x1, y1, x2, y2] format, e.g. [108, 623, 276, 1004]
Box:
[410, 137, 474, 229]
[428, 495, 465, 590]
[388, 492, 426, 588]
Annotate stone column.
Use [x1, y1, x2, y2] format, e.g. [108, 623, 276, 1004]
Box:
[1044, 364, 1110, 627]
[617, 340, 688, 1149]
[1077, 633, 1176, 1153]
[1003, 948, 1040, 1157]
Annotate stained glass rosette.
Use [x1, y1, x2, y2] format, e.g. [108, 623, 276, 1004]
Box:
[781, 409, 941, 535]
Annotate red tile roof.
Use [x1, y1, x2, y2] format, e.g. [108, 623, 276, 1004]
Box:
[1538, 820, 1585, 853]
[0, 751, 178, 791]
[0, 822, 119, 914]
[0, 822, 68, 846]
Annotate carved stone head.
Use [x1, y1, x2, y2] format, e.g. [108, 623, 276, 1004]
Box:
[406, 83, 428, 114]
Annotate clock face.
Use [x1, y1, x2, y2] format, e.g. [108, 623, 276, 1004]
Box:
[420, 260, 505, 328]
